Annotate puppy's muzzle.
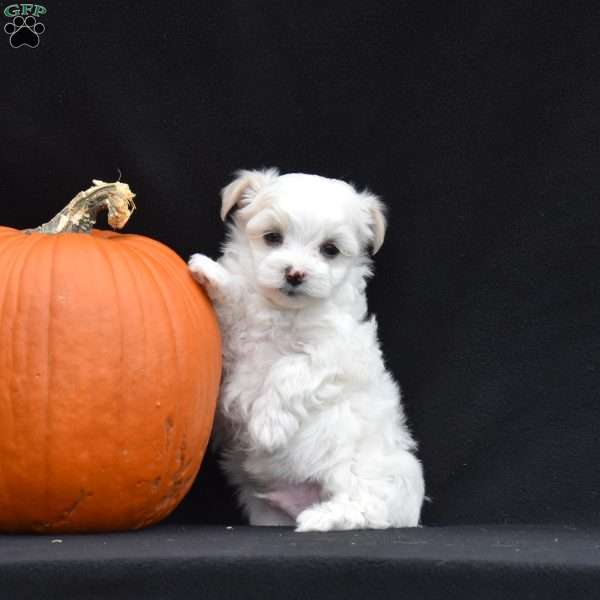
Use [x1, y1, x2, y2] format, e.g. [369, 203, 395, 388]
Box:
[284, 266, 306, 287]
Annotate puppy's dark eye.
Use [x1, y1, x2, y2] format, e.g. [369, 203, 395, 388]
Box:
[264, 231, 283, 246]
[320, 242, 340, 258]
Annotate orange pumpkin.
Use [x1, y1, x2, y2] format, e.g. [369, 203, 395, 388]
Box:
[0, 180, 221, 533]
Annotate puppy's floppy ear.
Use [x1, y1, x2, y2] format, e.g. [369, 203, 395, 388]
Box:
[220, 168, 279, 221]
[361, 191, 387, 254]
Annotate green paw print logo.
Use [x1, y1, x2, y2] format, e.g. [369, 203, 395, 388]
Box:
[3, 4, 46, 48]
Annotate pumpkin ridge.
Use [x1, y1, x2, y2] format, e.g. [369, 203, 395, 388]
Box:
[118, 240, 221, 415]
[111, 240, 150, 498]
[91, 235, 128, 497]
[121, 243, 186, 516]
[43, 235, 58, 519]
[111, 238, 214, 515]
[0, 234, 33, 523]
[116, 234, 183, 261]
[0, 229, 19, 243]
[116, 238, 198, 302]
[119, 242, 221, 484]
[9, 233, 48, 525]
[112, 241, 177, 522]
[121, 238, 215, 346]
[125, 241, 220, 521]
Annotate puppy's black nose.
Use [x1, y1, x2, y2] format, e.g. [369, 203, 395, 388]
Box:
[285, 267, 306, 287]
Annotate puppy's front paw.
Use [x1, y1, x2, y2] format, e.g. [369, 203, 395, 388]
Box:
[296, 501, 368, 532]
[248, 410, 299, 453]
[188, 254, 229, 291]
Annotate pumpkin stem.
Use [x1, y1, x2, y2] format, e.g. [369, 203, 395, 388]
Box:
[27, 180, 136, 234]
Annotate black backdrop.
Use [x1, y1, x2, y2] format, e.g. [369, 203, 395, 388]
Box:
[1, 1, 598, 528]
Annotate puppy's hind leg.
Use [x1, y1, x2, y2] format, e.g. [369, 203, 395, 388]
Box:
[238, 487, 296, 527]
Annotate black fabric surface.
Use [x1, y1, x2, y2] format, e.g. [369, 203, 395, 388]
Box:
[2, 525, 600, 600]
[1, 1, 600, 597]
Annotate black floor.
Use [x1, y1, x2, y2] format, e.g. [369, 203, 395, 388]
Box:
[2, 524, 599, 599]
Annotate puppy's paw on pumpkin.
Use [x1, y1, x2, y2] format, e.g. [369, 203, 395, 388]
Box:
[188, 254, 229, 291]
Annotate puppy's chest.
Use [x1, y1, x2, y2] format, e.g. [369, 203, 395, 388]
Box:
[224, 315, 314, 371]
[219, 301, 316, 370]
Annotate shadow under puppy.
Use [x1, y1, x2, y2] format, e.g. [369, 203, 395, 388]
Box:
[189, 169, 424, 531]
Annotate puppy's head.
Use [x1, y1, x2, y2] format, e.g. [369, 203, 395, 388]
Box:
[221, 168, 386, 309]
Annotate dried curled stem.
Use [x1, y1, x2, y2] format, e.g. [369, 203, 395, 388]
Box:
[27, 180, 136, 234]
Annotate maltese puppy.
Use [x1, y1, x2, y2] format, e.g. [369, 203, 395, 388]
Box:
[188, 169, 425, 531]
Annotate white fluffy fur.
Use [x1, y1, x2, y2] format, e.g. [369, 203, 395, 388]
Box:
[188, 169, 425, 532]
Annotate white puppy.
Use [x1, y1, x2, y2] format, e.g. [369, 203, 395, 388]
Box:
[188, 169, 425, 531]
